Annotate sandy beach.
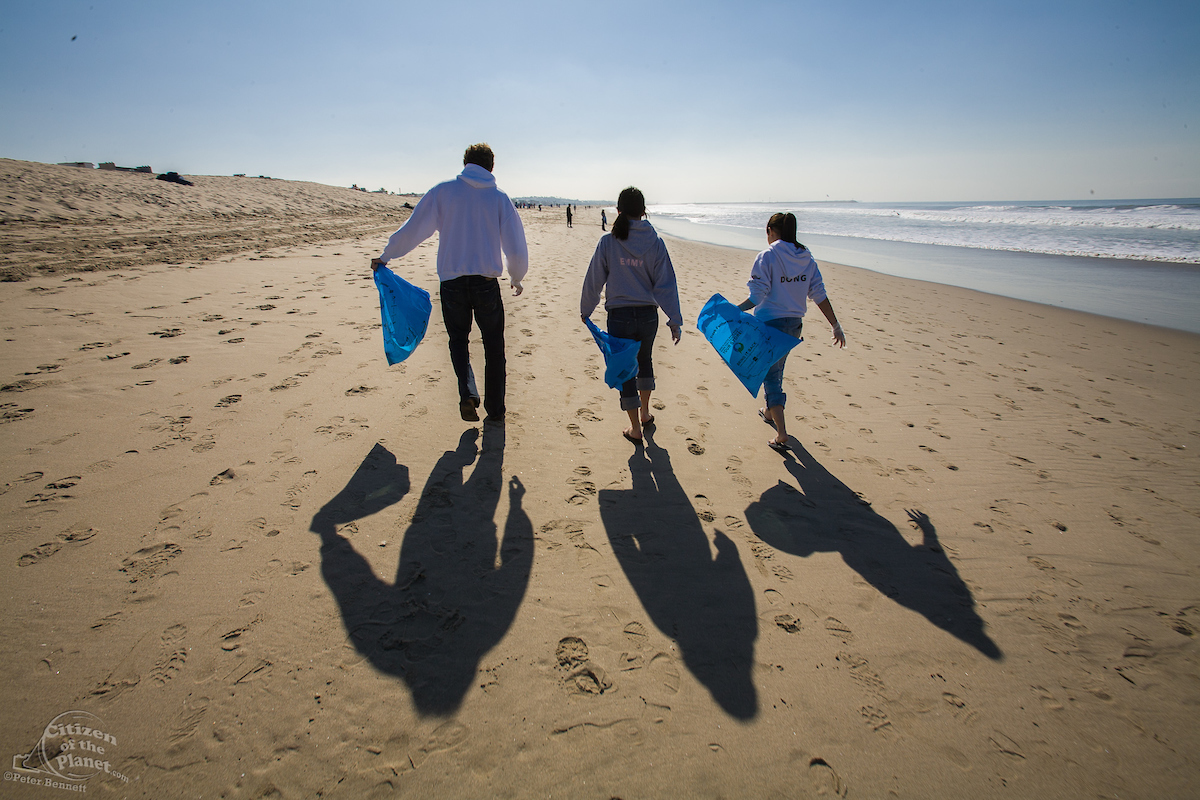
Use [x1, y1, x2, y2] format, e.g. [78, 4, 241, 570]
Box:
[1, 160, 1198, 798]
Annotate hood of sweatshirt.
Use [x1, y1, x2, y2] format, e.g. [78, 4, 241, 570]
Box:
[773, 240, 813, 268]
[615, 219, 659, 260]
[458, 163, 497, 189]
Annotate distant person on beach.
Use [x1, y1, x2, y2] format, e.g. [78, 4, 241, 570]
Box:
[601, 209, 607, 231]
[737, 212, 845, 452]
[581, 187, 682, 444]
[566, 204, 573, 227]
[371, 143, 528, 424]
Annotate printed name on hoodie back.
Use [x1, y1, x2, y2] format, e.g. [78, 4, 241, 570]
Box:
[781, 274, 808, 283]
[619, 257, 644, 268]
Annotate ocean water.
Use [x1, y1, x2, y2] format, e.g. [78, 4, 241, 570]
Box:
[645, 200, 1200, 334]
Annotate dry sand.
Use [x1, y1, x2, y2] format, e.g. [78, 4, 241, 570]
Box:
[0, 158, 418, 280]
[1, 161, 1198, 798]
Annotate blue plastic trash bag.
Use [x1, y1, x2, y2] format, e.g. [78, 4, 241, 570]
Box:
[584, 318, 641, 389]
[696, 293, 802, 397]
[373, 266, 432, 365]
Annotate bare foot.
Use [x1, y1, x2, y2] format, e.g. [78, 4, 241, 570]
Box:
[623, 427, 643, 444]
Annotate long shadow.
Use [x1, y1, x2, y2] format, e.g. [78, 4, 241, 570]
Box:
[598, 434, 758, 719]
[745, 443, 1002, 660]
[310, 427, 533, 715]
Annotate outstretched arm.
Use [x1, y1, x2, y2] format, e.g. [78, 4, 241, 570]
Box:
[372, 192, 440, 271]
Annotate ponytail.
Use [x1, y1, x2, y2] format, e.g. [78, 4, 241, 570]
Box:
[613, 213, 631, 241]
[768, 212, 806, 250]
[613, 186, 646, 241]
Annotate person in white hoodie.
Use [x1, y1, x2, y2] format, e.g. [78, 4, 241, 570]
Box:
[371, 143, 528, 424]
[581, 187, 682, 444]
[737, 212, 846, 452]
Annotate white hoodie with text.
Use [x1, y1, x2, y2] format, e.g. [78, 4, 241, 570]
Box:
[746, 240, 827, 320]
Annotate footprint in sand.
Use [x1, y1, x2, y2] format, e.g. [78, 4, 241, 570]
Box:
[1031, 684, 1065, 711]
[270, 374, 305, 391]
[215, 395, 241, 408]
[167, 697, 210, 744]
[120, 542, 183, 584]
[218, 616, 262, 652]
[725, 457, 752, 496]
[191, 434, 216, 453]
[239, 590, 265, 608]
[555, 636, 613, 695]
[17, 540, 63, 566]
[90, 611, 124, 630]
[150, 624, 188, 684]
[1, 405, 36, 424]
[210, 468, 237, 485]
[825, 617, 854, 642]
[409, 721, 470, 768]
[942, 691, 981, 724]
[284, 470, 318, 509]
[566, 475, 597, 505]
[0, 472, 44, 497]
[25, 474, 79, 504]
[808, 758, 848, 797]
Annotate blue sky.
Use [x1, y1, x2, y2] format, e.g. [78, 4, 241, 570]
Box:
[1, 0, 1196, 202]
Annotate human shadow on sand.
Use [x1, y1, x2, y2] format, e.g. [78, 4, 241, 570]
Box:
[309, 427, 533, 715]
[598, 433, 758, 719]
[745, 443, 1002, 660]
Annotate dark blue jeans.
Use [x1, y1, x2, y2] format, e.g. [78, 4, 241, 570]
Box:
[607, 305, 659, 411]
[441, 275, 505, 418]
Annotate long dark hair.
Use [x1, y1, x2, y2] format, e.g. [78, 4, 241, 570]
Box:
[768, 212, 805, 250]
[613, 187, 646, 241]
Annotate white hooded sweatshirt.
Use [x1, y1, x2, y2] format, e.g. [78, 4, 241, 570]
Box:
[377, 164, 529, 284]
[746, 240, 827, 320]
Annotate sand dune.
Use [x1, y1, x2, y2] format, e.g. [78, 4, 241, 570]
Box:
[0, 167, 1197, 798]
[0, 158, 416, 280]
